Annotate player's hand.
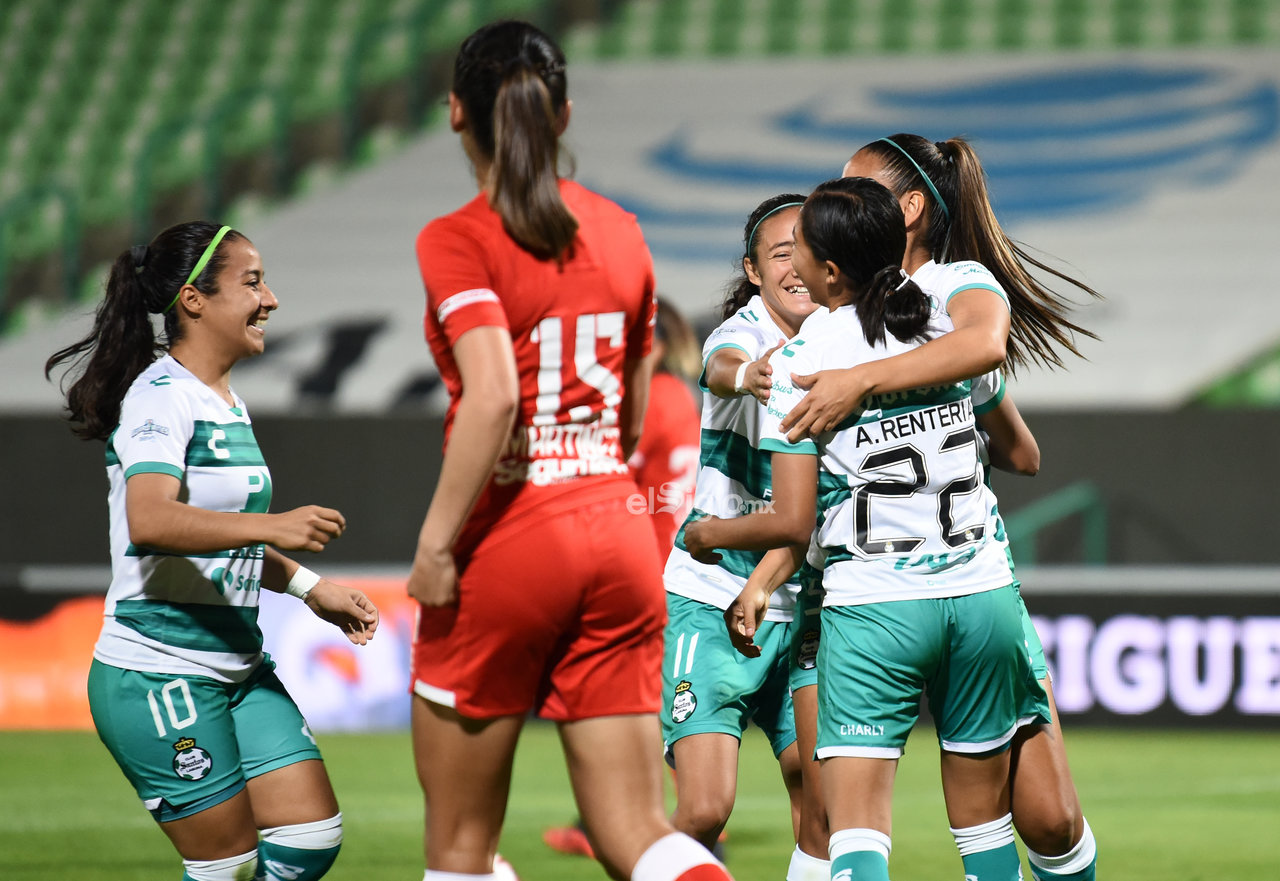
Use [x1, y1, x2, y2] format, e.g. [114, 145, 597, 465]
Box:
[271, 506, 346, 553]
[682, 516, 723, 565]
[407, 544, 459, 607]
[723, 584, 769, 658]
[742, 341, 785, 404]
[304, 580, 379, 645]
[780, 368, 871, 442]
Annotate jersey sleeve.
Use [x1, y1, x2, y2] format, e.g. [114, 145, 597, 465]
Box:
[970, 368, 1006, 416]
[112, 383, 195, 481]
[940, 261, 1011, 312]
[417, 218, 510, 345]
[698, 317, 777, 390]
[756, 339, 819, 456]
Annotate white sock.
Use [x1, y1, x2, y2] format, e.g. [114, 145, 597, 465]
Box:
[1028, 817, 1097, 875]
[829, 828, 892, 863]
[786, 843, 831, 881]
[632, 831, 726, 881]
[183, 849, 258, 881]
[950, 812, 1016, 857]
[422, 871, 496, 881]
[260, 812, 343, 849]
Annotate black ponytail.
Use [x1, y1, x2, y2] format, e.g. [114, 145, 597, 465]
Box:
[801, 177, 932, 347]
[45, 221, 243, 440]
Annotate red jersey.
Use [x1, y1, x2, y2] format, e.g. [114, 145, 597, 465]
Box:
[628, 371, 700, 553]
[418, 180, 656, 554]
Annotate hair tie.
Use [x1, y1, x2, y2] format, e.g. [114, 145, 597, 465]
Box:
[894, 268, 912, 291]
[161, 225, 232, 313]
[746, 201, 805, 256]
[878, 137, 950, 222]
[130, 245, 148, 276]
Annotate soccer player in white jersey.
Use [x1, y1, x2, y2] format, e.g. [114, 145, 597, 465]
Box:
[658, 194, 820, 875]
[776, 134, 1099, 881]
[45, 221, 379, 881]
[685, 177, 1051, 881]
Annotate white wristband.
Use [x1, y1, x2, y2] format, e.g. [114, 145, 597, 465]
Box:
[286, 566, 321, 599]
[733, 360, 750, 394]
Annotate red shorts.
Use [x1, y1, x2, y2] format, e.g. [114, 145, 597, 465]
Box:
[411, 493, 666, 721]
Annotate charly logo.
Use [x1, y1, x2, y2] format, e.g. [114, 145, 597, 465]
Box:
[172, 737, 213, 781]
[671, 679, 697, 724]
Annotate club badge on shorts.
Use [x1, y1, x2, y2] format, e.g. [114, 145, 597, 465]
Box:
[671, 679, 697, 723]
[172, 737, 213, 781]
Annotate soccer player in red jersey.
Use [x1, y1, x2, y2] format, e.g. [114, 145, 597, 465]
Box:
[407, 21, 735, 881]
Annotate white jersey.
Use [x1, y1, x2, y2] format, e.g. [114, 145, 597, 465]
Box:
[758, 304, 1014, 607]
[664, 295, 799, 620]
[96, 355, 273, 683]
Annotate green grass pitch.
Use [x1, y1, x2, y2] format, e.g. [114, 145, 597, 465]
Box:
[2, 725, 1277, 879]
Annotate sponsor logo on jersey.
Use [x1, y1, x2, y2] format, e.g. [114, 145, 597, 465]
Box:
[172, 737, 213, 781]
[797, 629, 819, 670]
[130, 419, 170, 439]
[671, 679, 697, 723]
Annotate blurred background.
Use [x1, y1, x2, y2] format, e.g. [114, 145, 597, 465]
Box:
[1, 0, 1278, 733]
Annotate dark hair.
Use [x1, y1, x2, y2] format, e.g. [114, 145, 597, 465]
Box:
[720, 192, 807, 320]
[453, 20, 577, 260]
[800, 177, 932, 348]
[45, 221, 244, 441]
[861, 133, 1100, 372]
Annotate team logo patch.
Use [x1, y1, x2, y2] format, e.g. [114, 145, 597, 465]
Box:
[130, 419, 170, 439]
[797, 628, 820, 670]
[671, 679, 697, 724]
[172, 737, 213, 781]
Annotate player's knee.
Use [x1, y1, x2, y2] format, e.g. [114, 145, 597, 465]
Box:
[182, 849, 259, 881]
[673, 798, 731, 847]
[257, 813, 343, 880]
[1016, 808, 1077, 857]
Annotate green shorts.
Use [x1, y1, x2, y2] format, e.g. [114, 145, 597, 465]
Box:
[88, 658, 322, 821]
[1013, 583, 1050, 680]
[816, 585, 1050, 759]
[661, 594, 796, 760]
[789, 564, 823, 692]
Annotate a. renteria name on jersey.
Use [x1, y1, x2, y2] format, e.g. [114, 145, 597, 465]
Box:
[853, 397, 974, 449]
[493, 423, 629, 486]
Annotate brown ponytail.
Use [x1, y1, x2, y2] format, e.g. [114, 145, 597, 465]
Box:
[864, 134, 1101, 374]
[939, 137, 1099, 372]
[452, 21, 578, 261]
[490, 64, 578, 260]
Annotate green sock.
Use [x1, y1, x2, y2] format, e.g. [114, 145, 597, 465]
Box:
[256, 840, 340, 881]
[829, 828, 892, 881]
[959, 840, 1023, 881]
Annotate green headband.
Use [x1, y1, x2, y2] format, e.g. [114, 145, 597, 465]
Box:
[746, 201, 804, 256]
[163, 225, 232, 313]
[877, 138, 949, 222]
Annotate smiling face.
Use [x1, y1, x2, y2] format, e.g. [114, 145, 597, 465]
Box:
[743, 206, 817, 336]
[200, 237, 277, 362]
